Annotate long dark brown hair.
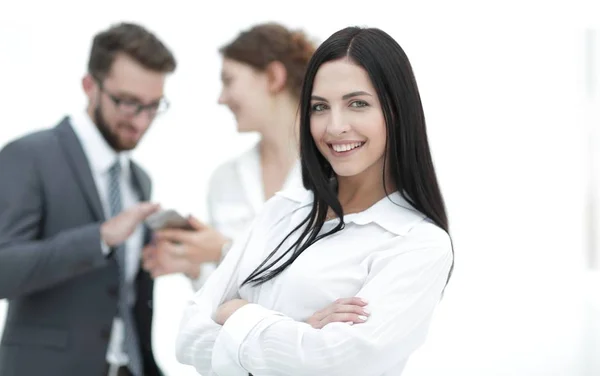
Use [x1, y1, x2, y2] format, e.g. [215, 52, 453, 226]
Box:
[242, 26, 453, 287]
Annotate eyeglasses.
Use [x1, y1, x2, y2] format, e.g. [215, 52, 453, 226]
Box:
[96, 79, 169, 118]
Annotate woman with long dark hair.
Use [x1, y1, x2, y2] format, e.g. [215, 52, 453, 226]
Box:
[176, 26, 453, 376]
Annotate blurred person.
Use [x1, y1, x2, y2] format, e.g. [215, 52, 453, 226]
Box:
[175, 26, 453, 376]
[142, 22, 317, 289]
[0, 22, 176, 376]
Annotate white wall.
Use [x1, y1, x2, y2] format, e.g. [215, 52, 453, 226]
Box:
[0, 1, 597, 375]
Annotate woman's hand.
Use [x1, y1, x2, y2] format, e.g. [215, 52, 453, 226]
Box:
[142, 215, 231, 279]
[306, 297, 370, 329]
[153, 215, 230, 265]
[142, 242, 199, 279]
[215, 299, 249, 325]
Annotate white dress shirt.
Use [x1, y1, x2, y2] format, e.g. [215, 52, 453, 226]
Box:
[191, 143, 302, 290]
[70, 110, 144, 367]
[176, 187, 453, 376]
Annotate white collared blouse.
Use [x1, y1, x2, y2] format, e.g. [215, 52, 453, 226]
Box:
[177, 187, 453, 376]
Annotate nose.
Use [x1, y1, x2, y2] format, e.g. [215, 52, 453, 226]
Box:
[217, 89, 227, 105]
[130, 111, 153, 131]
[327, 108, 351, 135]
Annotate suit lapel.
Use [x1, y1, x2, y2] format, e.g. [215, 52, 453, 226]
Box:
[130, 162, 158, 375]
[130, 162, 151, 202]
[55, 117, 105, 221]
[130, 161, 153, 248]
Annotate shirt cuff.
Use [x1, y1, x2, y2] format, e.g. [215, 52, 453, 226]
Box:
[189, 240, 232, 291]
[100, 238, 111, 256]
[212, 303, 286, 372]
[220, 240, 233, 260]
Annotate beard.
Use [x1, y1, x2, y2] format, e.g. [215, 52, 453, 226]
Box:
[93, 104, 136, 152]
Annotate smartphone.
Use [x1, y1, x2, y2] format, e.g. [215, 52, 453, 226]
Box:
[145, 209, 194, 231]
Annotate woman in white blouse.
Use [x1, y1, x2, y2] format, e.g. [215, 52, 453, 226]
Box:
[141, 23, 317, 286]
[175, 26, 454, 376]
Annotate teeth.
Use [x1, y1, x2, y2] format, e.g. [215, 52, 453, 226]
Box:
[332, 142, 363, 152]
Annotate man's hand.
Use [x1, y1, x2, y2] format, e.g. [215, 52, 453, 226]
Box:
[215, 299, 249, 325]
[306, 297, 370, 329]
[101, 202, 160, 247]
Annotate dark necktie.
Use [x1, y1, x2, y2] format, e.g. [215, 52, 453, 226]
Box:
[108, 161, 143, 376]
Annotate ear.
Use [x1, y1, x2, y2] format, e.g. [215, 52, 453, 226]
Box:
[265, 61, 288, 94]
[82, 73, 98, 101]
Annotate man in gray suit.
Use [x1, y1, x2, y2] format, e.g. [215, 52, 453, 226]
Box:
[0, 22, 176, 376]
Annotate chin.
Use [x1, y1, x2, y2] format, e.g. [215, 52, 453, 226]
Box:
[330, 166, 364, 178]
[116, 138, 140, 151]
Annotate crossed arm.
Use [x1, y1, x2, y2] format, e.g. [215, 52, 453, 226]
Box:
[175, 226, 453, 376]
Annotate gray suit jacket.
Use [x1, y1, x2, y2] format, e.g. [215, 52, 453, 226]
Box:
[0, 117, 162, 376]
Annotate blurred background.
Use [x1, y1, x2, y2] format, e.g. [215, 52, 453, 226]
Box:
[0, 0, 598, 375]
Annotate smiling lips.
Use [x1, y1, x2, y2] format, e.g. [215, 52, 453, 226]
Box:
[327, 141, 366, 155]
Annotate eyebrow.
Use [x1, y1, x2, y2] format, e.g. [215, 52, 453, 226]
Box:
[111, 88, 144, 102]
[311, 91, 372, 102]
[115, 90, 163, 105]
